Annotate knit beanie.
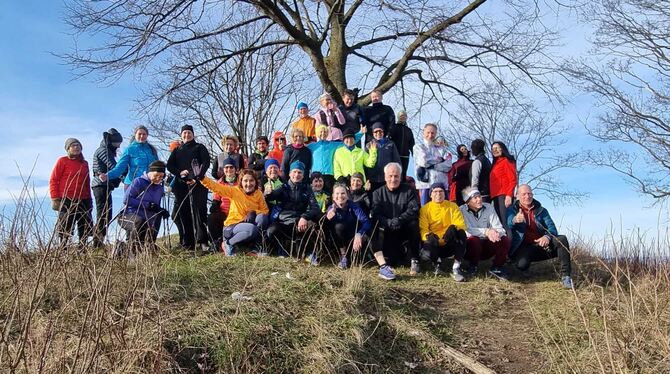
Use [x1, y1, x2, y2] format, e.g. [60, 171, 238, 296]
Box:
[462, 187, 481, 203]
[222, 157, 236, 168]
[296, 101, 309, 110]
[290, 160, 306, 172]
[180, 125, 194, 134]
[64, 138, 81, 151]
[264, 158, 280, 172]
[148, 160, 166, 173]
[430, 183, 446, 193]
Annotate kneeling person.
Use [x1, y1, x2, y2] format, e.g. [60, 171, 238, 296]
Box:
[508, 184, 573, 289]
[419, 183, 468, 281]
[325, 184, 372, 269]
[119, 161, 170, 252]
[459, 187, 511, 279]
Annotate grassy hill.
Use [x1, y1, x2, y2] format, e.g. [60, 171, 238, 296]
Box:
[0, 246, 668, 373]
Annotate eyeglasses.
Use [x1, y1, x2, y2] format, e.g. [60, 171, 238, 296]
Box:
[278, 137, 286, 141]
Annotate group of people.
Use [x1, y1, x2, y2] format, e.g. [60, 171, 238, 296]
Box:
[48, 90, 573, 289]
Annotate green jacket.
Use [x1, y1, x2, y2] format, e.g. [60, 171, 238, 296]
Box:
[333, 146, 377, 181]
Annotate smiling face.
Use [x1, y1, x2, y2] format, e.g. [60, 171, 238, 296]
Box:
[343, 94, 354, 107]
[240, 174, 256, 193]
[135, 128, 148, 143]
[371, 91, 382, 104]
[289, 169, 304, 183]
[332, 186, 348, 206]
[256, 139, 268, 152]
[384, 166, 401, 190]
[292, 131, 304, 146]
[223, 139, 236, 153]
[399, 113, 408, 122]
[458, 145, 468, 157]
[423, 125, 437, 142]
[491, 143, 503, 158]
[67, 142, 82, 156]
[311, 177, 324, 191]
[343, 136, 355, 147]
[466, 193, 483, 211]
[373, 128, 384, 140]
[350, 176, 363, 191]
[317, 126, 329, 140]
[181, 129, 194, 143]
[148, 171, 165, 185]
[517, 184, 534, 208]
[430, 187, 446, 203]
[277, 136, 287, 150]
[266, 164, 279, 180]
[223, 165, 237, 179]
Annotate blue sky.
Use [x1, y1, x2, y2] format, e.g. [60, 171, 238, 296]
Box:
[0, 1, 667, 246]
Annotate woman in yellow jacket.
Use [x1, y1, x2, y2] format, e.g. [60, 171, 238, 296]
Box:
[333, 129, 377, 183]
[200, 169, 270, 255]
[418, 183, 468, 281]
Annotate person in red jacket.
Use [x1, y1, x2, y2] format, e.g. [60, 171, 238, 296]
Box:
[268, 131, 287, 164]
[489, 141, 517, 237]
[49, 138, 93, 245]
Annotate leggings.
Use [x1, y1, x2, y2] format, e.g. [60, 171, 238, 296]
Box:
[223, 214, 269, 246]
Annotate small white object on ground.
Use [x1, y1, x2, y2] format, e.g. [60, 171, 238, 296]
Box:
[231, 292, 253, 301]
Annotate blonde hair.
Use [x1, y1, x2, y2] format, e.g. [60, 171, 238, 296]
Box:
[221, 135, 240, 147]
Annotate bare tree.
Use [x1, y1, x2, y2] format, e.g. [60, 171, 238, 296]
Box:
[565, 0, 670, 200]
[64, 0, 561, 107]
[441, 83, 586, 204]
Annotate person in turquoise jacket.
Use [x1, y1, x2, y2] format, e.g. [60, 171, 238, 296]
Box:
[308, 124, 366, 193]
[100, 125, 159, 188]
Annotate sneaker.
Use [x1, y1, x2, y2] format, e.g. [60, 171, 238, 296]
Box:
[338, 255, 349, 270]
[221, 241, 236, 256]
[561, 276, 574, 289]
[378, 265, 396, 280]
[451, 267, 466, 282]
[434, 261, 446, 276]
[409, 259, 420, 276]
[488, 266, 509, 281]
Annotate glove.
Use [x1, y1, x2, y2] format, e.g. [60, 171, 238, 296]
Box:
[426, 233, 440, 248]
[388, 218, 401, 230]
[159, 208, 170, 220]
[210, 200, 221, 214]
[244, 211, 257, 224]
[148, 202, 159, 211]
[51, 198, 62, 211]
[443, 225, 457, 243]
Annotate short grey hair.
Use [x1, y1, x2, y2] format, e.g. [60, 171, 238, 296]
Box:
[383, 162, 402, 175]
[319, 93, 332, 102]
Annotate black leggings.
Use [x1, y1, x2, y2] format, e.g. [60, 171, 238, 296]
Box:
[373, 220, 420, 266]
[172, 183, 209, 248]
[512, 235, 572, 276]
[56, 198, 93, 245]
[421, 226, 466, 263]
[92, 186, 113, 245]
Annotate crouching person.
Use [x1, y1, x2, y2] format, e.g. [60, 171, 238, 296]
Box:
[50, 138, 94, 246]
[508, 184, 573, 289]
[325, 184, 371, 269]
[419, 183, 468, 281]
[371, 162, 420, 280]
[119, 161, 169, 253]
[265, 161, 320, 259]
[199, 169, 269, 255]
[459, 187, 511, 280]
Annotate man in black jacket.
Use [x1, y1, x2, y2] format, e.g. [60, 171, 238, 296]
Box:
[469, 139, 492, 202]
[388, 110, 415, 180]
[339, 89, 365, 136]
[365, 122, 401, 191]
[371, 162, 420, 280]
[91, 128, 123, 247]
[248, 136, 270, 179]
[362, 89, 395, 142]
[167, 125, 211, 251]
[265, 161, 320, 259]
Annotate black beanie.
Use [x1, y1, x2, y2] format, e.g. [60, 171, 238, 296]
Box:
[148, 160, 166, 173]
[181, 125, 194, 133]
[106, 128, 123, 144]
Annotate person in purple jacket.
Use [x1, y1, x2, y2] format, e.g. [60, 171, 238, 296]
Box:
[324, 183, 372, 270]
[118, 160, 170, 253]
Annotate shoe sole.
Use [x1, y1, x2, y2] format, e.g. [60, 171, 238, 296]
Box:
[488, 271, 509, 281]
[378, 274, 396, 280]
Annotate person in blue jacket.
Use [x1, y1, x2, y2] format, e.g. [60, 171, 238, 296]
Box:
[118, 161, 170, 253]
[324, 183, 371, 270]
[308, 124, 366, 193]
[100, 125, 159, 188]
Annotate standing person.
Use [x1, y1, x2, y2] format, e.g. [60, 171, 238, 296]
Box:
[199, 169, 270, 256]
[308, 124, 366, 193]
[206, 158, 238, 250]
[314, 93, 345, 141]
[388, 110, 415, 180]
[339, 89, 365, 136]
[292, 101, 317, 144]
[265, 161, 321, 258]
[167, 125, 211, 251]
[470, 139, 492, 203]
[508, 184, 573, 289]
[362, 89, 395, 142]
[248, 135, 270, 179]
[268, 131, 287, 163]
[413, 123, 452, 205]
[50, 138, 93, 246]
[490, 141, 517, 238]
[325, 184, 371, 269]
[365, 122, 400, 191]
[211, 135, 245, 179]
[91, 128, 123, 247]
[281, 128, 313, 181]
[418, 183, 468, 280]
[333, 129, 377, 183]
[118, 161, 170, 253]
[371, 163, 420, 280]
[459, 187, 510, 279]
[448, 144, 473, 206]
[99, 125, 158, 188]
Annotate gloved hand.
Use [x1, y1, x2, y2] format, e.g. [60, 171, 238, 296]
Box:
[443, 225, 457, 243]
[244, 211, 257, 223]
[426, 233, 440, 248]
[159, 208, 170, 220]
[388, 218, 401, 230]
[51, 198, 62, 211]
[148, 202, 159, 211]
[210, 200, 221, 214]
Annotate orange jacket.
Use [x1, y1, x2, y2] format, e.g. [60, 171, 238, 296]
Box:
[49, 155, 91, 200]
[201, 176, 269, 226]
[268, 131, 286, 163]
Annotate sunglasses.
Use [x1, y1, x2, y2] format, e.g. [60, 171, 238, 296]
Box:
[277, 137, 286, 141]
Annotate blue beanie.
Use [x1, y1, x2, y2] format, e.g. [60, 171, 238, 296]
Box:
[296, 101, 308, 110]
[290, 160, 305, 172]
[264, 158, 279, 172]
[222, 157, 236, 168]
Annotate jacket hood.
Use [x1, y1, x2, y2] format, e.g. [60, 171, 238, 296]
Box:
[272, 131, 285, 150]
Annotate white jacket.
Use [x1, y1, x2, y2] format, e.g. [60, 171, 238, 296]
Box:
[413, 139, 452, 189]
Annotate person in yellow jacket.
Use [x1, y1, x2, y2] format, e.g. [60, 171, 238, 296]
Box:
[200, 169, 270, 255]
[333, 129, 377, 183]
[418, 183, 468, 281]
